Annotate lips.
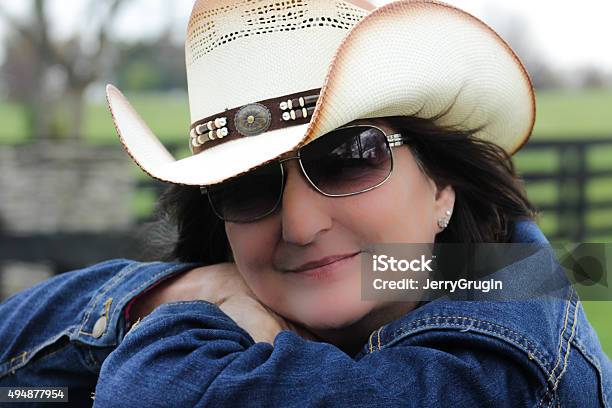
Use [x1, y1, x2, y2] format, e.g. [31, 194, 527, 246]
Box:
[287, 252, 362, 273]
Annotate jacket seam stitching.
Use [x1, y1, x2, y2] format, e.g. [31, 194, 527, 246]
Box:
[0, 351, 27, 379]
[15, 339, 72, 371]
[375, 317, 560, 408]
[383, 319, 553, 374]
[537, 290, 579, 408]
[78, 262, 145, 334]
[0, 328, 77, 379]
[78, 262, 189, 338]
[110, 265, 195, 341]
[549, 297, 579, 407]
[544, 288, 574, 388]
[377, 316, 552, 372]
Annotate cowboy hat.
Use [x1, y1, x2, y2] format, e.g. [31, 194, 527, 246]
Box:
[106, 0, 535, 186]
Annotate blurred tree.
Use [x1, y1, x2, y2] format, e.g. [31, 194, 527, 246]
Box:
[578, 67, 611, 89]
[0, 0, 133, 140]
[481, 3, 563, 90]
[115, 30, 186, 92]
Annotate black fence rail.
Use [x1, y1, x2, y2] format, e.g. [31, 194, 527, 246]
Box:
[516, 138, 612, 240]
[1, 137, 611, 279]
[0, 232, 146, 273]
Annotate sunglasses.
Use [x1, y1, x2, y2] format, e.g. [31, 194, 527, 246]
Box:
[200, 124, 410, 223]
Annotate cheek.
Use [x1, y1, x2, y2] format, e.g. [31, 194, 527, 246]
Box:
[225, 221, 276, 278]
[336, 163, 436, 243]
[225, 221, 287, 304]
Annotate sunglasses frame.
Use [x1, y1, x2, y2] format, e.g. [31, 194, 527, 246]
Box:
[201, 123, 410, 223]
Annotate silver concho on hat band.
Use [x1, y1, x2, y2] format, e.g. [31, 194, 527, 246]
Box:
[234, 103, 272, 137]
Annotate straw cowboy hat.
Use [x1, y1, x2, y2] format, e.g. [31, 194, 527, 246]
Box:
[106, 0, 535, 186]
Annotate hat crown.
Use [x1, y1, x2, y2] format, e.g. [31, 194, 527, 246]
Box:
[185, 0, 368, 124]
[106, 0, 535, 187]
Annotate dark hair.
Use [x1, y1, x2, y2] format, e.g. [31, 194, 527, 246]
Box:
[145, 116, 538, 263]
[385, 115, 537, 243]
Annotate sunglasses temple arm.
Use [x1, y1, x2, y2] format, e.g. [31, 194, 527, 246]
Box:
[387, 133, 410, 147]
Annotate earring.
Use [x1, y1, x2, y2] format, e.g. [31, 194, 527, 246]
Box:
[437, 209, 452, 230]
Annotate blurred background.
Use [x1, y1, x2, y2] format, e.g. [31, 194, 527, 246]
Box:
[0, 0, 610, 355]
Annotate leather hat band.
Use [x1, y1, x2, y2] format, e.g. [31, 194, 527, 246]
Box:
[189, 88, 321, 154]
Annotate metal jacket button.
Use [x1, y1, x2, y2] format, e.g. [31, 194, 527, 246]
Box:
[92, 315, 107, 339]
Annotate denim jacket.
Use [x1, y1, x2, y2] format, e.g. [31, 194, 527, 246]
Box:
[1, 220, 610, 407]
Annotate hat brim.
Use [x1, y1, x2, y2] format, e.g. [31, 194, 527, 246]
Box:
[107, 0, 535, 186]
[300, 0, 535, 155]
[107, 84, 310, 186]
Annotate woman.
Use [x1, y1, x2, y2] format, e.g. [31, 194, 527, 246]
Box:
[1, 0, 610, 407]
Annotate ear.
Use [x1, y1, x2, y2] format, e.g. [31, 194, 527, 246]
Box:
[432, 183, 456, 232]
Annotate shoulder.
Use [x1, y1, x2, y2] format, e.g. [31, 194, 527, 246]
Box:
[363, 248, 611, 407]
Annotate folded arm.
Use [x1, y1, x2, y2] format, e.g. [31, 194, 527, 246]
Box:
[94, 300, 544, 408]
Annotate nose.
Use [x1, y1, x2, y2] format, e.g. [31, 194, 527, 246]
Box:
[280, 159, 332, 245]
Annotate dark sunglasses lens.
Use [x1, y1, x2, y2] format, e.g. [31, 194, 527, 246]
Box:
[207, 162, 283, 222]
[300, 126, 393, 195]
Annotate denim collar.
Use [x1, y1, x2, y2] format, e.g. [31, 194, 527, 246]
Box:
[511, 219, 549, 244]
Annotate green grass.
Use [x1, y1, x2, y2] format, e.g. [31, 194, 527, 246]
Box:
[0, 103, 29, 143]
[132, 188, 158, 218]
[532, 88, 612, 138]
[1, 87, 611, 357]
[84, 92, 191, 144]
[582, 302, 612, 358]
[0, 92, 191, 145]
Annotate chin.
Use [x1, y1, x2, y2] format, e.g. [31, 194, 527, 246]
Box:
[292, 296, 376, 331]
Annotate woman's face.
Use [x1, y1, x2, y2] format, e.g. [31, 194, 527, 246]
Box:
[225, 118, 455, 332]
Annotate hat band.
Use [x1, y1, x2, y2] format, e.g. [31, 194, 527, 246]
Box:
[189, 88, 322, 154]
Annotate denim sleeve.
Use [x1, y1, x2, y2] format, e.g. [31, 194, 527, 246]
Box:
[93, 301, 543, 408]
[0, 259, 198, 403]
